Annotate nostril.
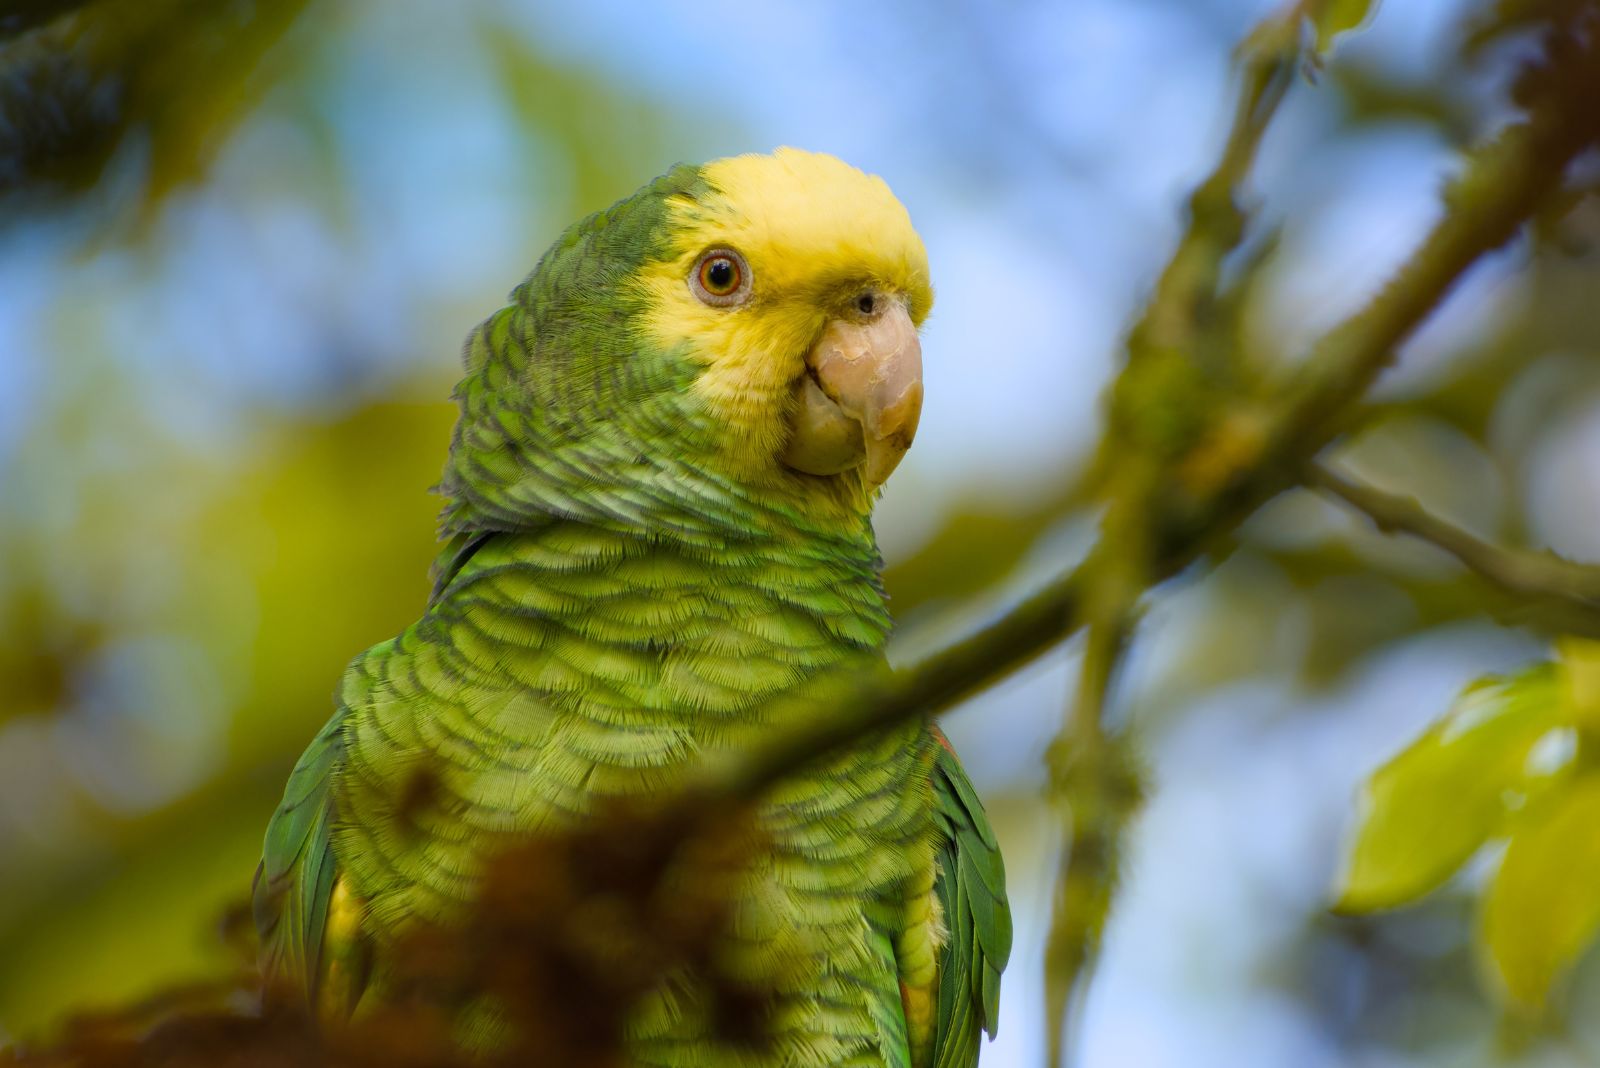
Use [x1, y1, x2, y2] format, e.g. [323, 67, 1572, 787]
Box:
[857, 292, 876, 315]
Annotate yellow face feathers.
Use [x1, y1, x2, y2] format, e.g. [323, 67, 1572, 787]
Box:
[631, 149, 932, 483]
[685, 148, 933, 324]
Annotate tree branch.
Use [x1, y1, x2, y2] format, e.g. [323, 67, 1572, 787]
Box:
[1044, 543, 1142, 1068]
[1268, 23, 1600, 461]
[1309, 461, 1600, 638]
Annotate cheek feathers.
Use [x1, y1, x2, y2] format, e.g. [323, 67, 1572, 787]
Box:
[628, 148, 931, 476]
[633, 258, 826, 471]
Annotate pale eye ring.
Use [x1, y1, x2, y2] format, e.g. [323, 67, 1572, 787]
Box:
[689, 247, 752, 307]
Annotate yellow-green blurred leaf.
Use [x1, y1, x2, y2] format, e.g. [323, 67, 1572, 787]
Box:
[1559, 637, 1600, 731]
[211, 399, 457, 763]
[1336, 665, 1561, 912]
[1481, 771, 1600, 1011]
[1312, 0, 1379, 52]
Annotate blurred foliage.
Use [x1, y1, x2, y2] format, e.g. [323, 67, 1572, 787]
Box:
[0, 0, 312, 219]
[0, 397, 453, 1027]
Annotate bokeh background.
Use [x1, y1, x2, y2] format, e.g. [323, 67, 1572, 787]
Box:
[3, 1, 1599, 1065]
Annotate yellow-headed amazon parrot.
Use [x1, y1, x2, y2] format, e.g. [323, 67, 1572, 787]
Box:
[254, 148, 1010, 1068]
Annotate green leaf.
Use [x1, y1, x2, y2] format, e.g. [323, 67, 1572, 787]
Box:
[1312, 0, 1380, 53]
[1335, 665, 1561, 913]
[1559, 637, 1600, 731]
[1481, 772, 1600, 1011]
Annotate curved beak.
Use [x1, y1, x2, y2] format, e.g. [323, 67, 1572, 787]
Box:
[781, 299, 923, 486]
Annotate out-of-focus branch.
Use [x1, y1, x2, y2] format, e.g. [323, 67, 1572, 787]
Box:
[1034, 6, 1600, 1065]
[1043, 535, 1143, 1068]
[1136, 5, 1600, 567]
[1266, 19, 1600, 464]
[1040, 5, 1309, 1062]
[1310, 461, 1600, 638]
[883, 463, 1099, 616]
[1124, 13, 1295, 375]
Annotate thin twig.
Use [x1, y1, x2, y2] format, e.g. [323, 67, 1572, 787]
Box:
[1044, 541, 1142, 1068]
[1126, 9, 1297, 373]
[1310, 461, 1600, 638]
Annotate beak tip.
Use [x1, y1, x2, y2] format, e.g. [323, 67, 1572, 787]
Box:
[862, 434, 912, 487]
[783, 300, 924, 489]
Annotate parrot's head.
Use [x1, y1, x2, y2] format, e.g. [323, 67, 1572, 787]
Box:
[634, 148, 932, 515]
[444, 149, 932, 542]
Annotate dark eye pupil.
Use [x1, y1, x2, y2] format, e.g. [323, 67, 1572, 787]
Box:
[707, 260, 735, 290]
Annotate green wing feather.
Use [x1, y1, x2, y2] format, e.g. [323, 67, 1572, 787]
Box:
[928, 730, 1012, 1068]
[253, 708, 347, 997]
[866, 925, 914, 1068]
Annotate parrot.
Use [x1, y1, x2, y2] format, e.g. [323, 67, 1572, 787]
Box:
[253, 147, 1011, 1068]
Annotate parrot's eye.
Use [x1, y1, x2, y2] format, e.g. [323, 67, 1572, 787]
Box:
[689, 247, 751, 307]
